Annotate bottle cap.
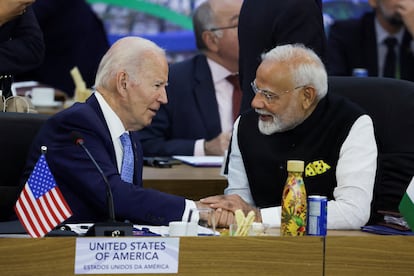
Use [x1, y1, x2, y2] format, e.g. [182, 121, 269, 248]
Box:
[287, 160, 304, 172]
[352, 68, 368, 77]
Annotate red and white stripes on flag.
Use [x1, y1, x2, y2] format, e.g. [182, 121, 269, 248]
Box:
[14, 154, 72, 237]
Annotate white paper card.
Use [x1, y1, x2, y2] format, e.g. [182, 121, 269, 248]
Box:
[172, 155, 224, 167]
[74, 237, 179, 274]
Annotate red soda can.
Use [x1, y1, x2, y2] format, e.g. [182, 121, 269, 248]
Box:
[307, 195, 327, 236]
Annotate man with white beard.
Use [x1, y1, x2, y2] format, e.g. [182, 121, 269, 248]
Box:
[201, 44, 378, 230]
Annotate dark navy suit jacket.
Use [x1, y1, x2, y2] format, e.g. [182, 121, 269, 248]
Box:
[140, 54, 222, 157]
[21, 94, 185, 225]
[327, 12, 414, 81]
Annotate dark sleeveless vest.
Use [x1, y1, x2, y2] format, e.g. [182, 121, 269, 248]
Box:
[237, 93, 366, 208]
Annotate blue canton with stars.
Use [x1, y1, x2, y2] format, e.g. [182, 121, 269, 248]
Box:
[28, 155, 57, 199]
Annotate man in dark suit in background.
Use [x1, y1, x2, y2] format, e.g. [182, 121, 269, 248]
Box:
[15, 0, 109, 97]
[327, 0, 414, 80]
[140, 0, 243, 157]
[20, 36, 226, 226]
[238, 0, 326, 113]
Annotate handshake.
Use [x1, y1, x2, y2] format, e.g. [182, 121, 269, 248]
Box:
[199, 193, 263, 230]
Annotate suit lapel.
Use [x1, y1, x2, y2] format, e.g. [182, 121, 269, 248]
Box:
[130, 132, 143, 186]
[400, 31, 414, 81]
[193, 56, 222, 139]
[363, 14, 378, 76]
[87, 95, 118, 165]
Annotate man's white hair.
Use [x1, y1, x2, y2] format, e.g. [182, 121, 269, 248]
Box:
[261, 43, 328, 100]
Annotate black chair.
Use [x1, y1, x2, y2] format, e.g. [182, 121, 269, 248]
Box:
[329, 76, 414, 224]
[0, 112, 49, 221]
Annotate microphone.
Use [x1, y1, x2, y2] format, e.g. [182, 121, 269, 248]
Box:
[72, 132, 115, 222]
[71, 131, 132, 237]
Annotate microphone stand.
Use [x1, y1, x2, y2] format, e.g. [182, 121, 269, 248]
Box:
[86, 220, 133, 237]
[73, 132, 133, 237]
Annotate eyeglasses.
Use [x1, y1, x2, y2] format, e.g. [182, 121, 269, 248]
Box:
[208, 24, 238, 32]
[251, 80, 307, 102]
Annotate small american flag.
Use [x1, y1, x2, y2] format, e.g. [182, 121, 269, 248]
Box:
[14, 154, 72, 237]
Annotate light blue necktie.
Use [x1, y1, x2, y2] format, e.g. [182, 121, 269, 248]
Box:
[120, 132, 134, 184]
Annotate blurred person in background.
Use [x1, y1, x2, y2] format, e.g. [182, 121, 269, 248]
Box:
[139, 0, 243, 157]
[0, 1, 44, 98]
[238, 0, 327, 113]
[327, 0, 414, 80]
[15, 0, 109, 97]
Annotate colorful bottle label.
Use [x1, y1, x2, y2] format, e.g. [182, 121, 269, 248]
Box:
[281, 173, 307, 236]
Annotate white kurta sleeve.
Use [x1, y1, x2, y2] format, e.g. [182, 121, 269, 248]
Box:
[224, 117, 255, 205]
[328, 115, 377, 229]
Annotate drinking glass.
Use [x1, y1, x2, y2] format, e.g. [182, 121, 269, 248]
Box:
[189, 208, 216, 236]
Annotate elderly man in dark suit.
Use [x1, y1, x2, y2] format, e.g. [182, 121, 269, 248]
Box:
[327, 0, 414, 80]
[139, 0, 243, 157]
[20, 37, 227, 226]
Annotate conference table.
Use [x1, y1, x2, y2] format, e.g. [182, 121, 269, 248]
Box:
[2, 165, 413, 275]
[142, 165, 414, 275]
[325, 233, 414, 275]
[1, 231, 413, 275]
[142, 163, 227, 200]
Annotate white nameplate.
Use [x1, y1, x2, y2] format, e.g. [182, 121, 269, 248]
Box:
[74, 237, 179, 274]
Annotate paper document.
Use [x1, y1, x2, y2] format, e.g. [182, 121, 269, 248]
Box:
[173, 155, 224, 167]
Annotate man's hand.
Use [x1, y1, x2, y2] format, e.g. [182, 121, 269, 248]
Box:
[200, 194, 262, 225]
[0, 0, 35, 25]
[397, 0, 414, 36]
[195, 200, 234, 228]
[204, 132, 231, 156]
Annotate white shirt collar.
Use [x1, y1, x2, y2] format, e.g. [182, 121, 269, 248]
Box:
[374, 18, 404, 45]
[94, 90, 126, 140]
[207, 57, 235, 84]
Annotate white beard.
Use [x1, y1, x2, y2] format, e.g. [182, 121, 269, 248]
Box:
[256, 104, 304, 135]
[258, 117, 282, 135]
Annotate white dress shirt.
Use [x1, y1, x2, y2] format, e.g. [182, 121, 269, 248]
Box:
[94, 91, 126, 173]
[225, 114, 377, 229]
[95, 91, 197, 221]
[194, 58, 235, 156]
